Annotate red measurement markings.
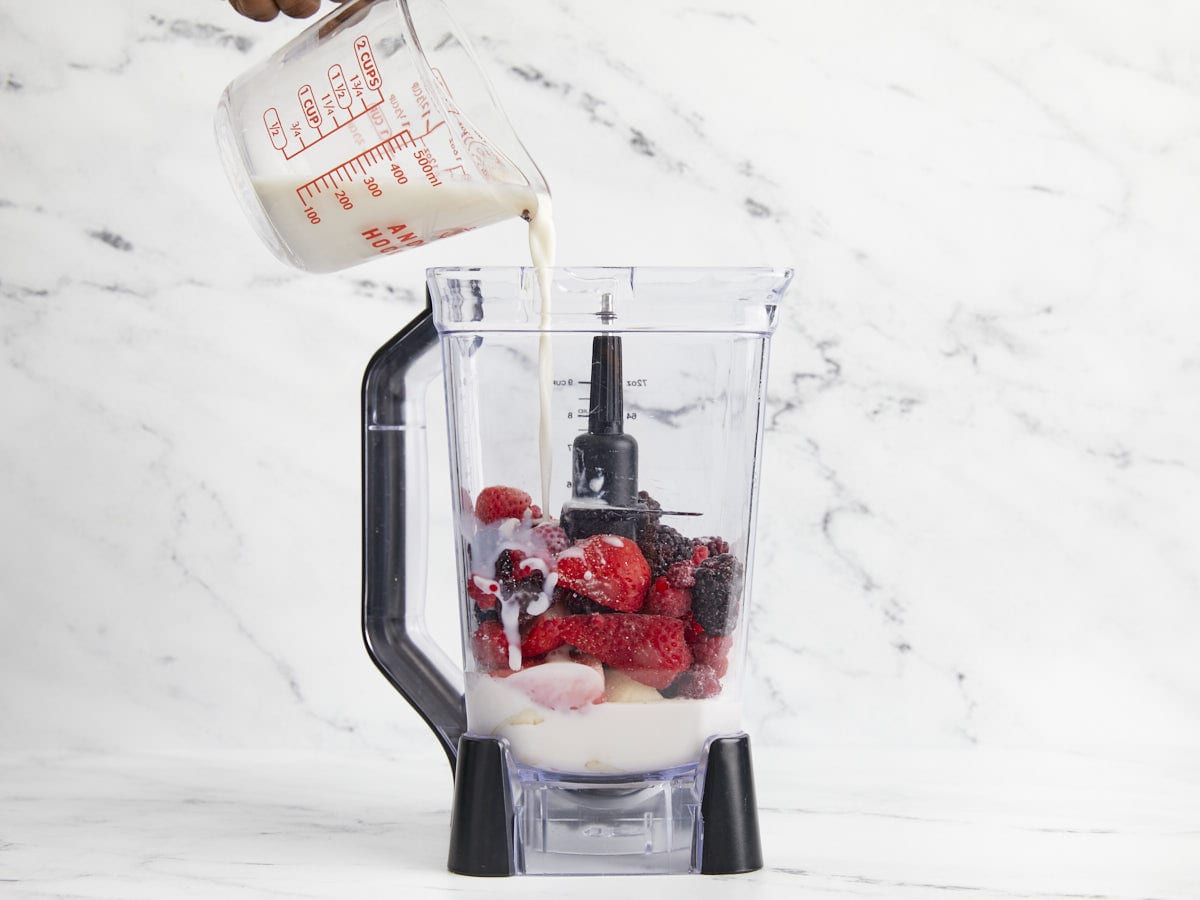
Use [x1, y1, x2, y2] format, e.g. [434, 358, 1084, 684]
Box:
[294, 118, 446, 203]
[298, 84, 321, 130]
[355, 35, 381, 91]
[263, 107, 286, 151]
[328, 64, 353, 110]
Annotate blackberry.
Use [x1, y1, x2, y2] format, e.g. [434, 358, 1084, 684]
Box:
[494, 549, 521, 582]
[690, 553, 743, 636]
[511, 586, 545, 629]
[492, 550, 548, 627]
[554, 584, 609, 615]
[638, 522, 694, 578]
[638, 490, 663, 524]
[661, 663, 723, 699]
[473, 604, 500, 625]
[693, 536, 730, 558]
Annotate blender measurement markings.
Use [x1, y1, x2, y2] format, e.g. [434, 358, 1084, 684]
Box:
[295, 117, 447, 202]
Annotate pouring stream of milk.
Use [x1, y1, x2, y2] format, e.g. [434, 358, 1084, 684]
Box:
[527, 194, 556, 517]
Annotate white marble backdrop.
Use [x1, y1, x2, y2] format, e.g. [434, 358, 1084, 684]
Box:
[1, 0, 1198, 758]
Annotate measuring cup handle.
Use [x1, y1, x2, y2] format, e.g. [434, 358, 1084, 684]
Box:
[362, 297, 465, 772]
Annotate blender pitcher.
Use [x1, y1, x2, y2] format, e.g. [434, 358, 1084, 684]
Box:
[363, 267, 792, 875]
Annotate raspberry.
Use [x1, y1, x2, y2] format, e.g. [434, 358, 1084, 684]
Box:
[691, 545, 709, 565]
[475, 486, 534, 524]
[693, 536, 729, 557]
[555, 535, 649, 612]
[690, 553, 743, 636]
[471, 620, 511, 671]
[557, 613, 692, 689]
[643, 586, 692, 618]
[466, 574, 501, 609]
[664, 560, 695, 588]
[637, 522, 694, 578]
[662, 663, 722, 699]
[533, 523, 569, 554]
[687, 631, 733, 678]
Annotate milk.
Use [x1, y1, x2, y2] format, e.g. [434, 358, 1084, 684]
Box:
[527, 195, 557, 515]
[255, 174, 558, 508]
[466, 672, 742, 775]
[251, 176, 544, 274]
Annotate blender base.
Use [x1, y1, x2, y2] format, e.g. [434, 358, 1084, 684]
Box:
[447, 733, 762, 876]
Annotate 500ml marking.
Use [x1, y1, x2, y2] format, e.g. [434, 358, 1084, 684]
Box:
[291, 114, 447, 231]
[262, 35, 385, 160]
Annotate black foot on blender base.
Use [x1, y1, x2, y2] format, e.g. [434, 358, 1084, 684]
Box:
[447, 737, 516, 876]
[698, 735, 763, 874]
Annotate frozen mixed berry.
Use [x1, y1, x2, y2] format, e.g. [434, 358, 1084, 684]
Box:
[557, 613, 692, 689]
[475, 485, 535, 524]
[638, 490, 663, 525]
[693, 536, 729, 558]
[661, 663, 722, 699]
[533, 523, 570, 554]
[493, 549, 525, 582]
[664, 560, 696, 588]
[555, 534, 649, 612]
[686, 630, 733, 678]
[466, 574, 501, 609]
[521, 614, 567, 657]
[690, 553, 743, 636]
[554, 585, 610, 615]
[471, 620, 512, 671]
[473, 605, 500, 626]
[637, 522, 694, 579]
[643, 585, 692, 618]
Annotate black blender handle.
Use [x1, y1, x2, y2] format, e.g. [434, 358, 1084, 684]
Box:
[362, 297, 466, 772]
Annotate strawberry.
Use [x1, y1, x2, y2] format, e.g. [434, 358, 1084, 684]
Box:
[557, 613, 691, 689]
[521, 614, 567, 657]
[554, 534, 649, 612]
[474, 486, 534, 524]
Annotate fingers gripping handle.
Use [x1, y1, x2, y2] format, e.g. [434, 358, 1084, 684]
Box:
[362, 300, 466, 771]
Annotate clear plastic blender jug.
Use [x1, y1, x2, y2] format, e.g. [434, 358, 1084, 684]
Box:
[214, 0, 548, 272]
[363, 267, 792, 875]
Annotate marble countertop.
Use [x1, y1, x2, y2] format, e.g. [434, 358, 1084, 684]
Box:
[4, 746, 1197, 899]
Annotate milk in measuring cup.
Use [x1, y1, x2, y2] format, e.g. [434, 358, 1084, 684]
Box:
[252, 176, 548, 274]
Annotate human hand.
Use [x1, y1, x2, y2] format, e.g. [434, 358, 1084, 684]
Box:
[228, 0, 351, 22]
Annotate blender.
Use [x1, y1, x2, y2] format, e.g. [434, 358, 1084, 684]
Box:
[363, 266, 791, 874]
[213, 0, 793, 877]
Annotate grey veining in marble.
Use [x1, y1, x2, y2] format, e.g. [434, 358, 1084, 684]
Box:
[1, 0, 1198, 789]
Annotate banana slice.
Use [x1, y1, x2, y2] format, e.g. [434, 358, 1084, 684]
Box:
[604, 668, 665, 704]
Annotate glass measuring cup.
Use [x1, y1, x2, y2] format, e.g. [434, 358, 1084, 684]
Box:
[363, 267, 792, 875]
[215, 0, 548, 272]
